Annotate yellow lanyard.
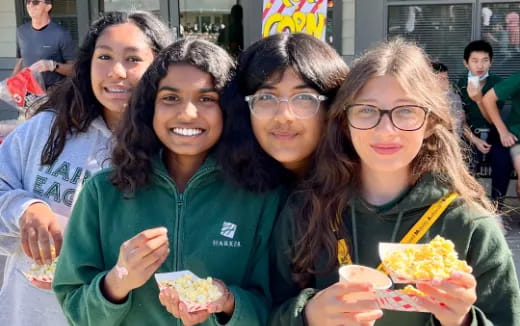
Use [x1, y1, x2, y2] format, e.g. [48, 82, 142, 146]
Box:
[336, 192, 459, 272]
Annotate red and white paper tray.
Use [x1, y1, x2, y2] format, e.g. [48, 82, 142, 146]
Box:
[375, 288, 429, 313]
[338, 264, 444, 313]
[23, 260, 56, 284]
[155, 270, 223, 313]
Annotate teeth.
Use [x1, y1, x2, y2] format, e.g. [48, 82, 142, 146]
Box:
[105, 88, 128, 93]
[172, 128, 203, 136]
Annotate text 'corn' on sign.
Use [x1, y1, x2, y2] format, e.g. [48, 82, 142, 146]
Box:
[262, 0, 327, 40]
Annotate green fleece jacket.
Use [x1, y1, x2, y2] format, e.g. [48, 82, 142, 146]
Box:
[53, 157, 282, 326]
[269, 175, 520, 326]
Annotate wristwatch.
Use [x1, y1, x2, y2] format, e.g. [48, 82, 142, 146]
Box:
[53, 62, 59, 72]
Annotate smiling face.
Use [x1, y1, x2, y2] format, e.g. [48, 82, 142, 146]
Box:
[90, 22, 156, 129]
[250, 68, 325, 174]
[153, 64, 222, 163]
[464, 51, 491, 77]
[348, 75, 428, 176]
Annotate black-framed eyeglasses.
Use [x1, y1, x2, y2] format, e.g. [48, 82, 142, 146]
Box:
[26, 0, 44, 5]
[244, 93, 327, 119]
[345, 104, 430, 131]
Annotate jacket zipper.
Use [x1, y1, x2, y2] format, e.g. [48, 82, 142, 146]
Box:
[154, 167, 214, 269]
[175, 192, 184, 272]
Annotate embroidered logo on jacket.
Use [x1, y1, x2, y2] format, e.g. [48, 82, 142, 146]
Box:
[220, 222, 237, 239]
[213, 222, 241, 248]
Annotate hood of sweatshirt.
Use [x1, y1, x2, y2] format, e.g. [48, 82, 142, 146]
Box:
[350, 173, 451, 222]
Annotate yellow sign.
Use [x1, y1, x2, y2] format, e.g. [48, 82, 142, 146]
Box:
[262, 0, 327, 40]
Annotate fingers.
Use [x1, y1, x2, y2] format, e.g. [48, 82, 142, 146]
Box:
[49, 221, 63, 257]
[159, 288, 211, 325]
[416, 272, 476, 325]
[38, 225, 54, 264]
[126, 233, 169, 262]
[159, 288, 181, 317]
[27, 227, 42, 264]
[447, 271, 477, 289]
[142, 243, 170, 274]
[179, 304, 211, 326]
[127, 227, 168, 248]
[20, 227, 33, 259]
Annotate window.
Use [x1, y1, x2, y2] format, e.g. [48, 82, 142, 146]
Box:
[481, 2, 520, 78]
[102, 0, 160, 16]
[387, 4, 473, 80]
[180, 0, 242, 56]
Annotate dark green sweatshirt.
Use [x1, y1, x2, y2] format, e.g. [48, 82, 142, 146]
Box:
[269, 175, 520, 326]
[53, 157, 282, 326]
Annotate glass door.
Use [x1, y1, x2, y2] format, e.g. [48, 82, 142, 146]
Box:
[179, 0, 243, 56]
[101, 0, 161, 17]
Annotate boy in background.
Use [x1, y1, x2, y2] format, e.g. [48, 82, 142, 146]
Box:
[457, 40, 512, 203]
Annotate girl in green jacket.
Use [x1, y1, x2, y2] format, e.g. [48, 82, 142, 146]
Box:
[270, 39, 520, 326]
[53, 39, 282, 326]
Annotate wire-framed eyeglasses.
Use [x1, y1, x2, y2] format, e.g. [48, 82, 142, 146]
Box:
[345, 104, 430, 131]
[245, 93, 327, 119]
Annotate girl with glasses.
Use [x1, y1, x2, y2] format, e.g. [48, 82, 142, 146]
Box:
[0, 11, 173, 326]
[52, 38, 282, 326]
[269, 39, 520, 325]
[216, 33, 349, 192]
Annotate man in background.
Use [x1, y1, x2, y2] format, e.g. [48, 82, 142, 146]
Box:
[12, 0, 75, 91]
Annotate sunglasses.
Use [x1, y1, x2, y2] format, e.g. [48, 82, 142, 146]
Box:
[26, 0, 47, 5]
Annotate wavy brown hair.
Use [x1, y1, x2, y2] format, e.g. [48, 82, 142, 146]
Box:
[291, 38, 495, 286]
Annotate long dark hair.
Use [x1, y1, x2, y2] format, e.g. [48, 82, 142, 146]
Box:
[291, 38, 494, 286]
[36, 11, 173, 165]
[215, 33, 349, 192]
[110, 38, 235, 194]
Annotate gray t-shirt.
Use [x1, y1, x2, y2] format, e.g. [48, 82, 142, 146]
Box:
[16, 21, 75, 88]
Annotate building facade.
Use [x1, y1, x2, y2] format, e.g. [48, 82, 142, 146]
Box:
[2, 0, 520, 119]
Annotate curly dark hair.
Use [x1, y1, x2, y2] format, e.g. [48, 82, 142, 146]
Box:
[215, 33, 349, 192]
[36, 11, 174, 165]
[110, 38, 235, 194]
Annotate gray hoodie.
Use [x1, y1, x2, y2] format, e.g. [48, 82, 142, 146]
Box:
[0, 111, 112, 325]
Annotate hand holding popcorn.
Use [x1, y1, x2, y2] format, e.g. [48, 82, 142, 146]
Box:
[102, 227, 169, 302]
[416, 271, 477, 326]
[24, 245, 57, 290]
[158, 276, 234, 326]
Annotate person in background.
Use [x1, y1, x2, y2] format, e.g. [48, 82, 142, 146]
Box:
[457, 40, 512, 204]
[482, 72, 520, 199]
[0, 11, 173, 326]
[431, 61, 464, 137]
[12, 0, 76, 91]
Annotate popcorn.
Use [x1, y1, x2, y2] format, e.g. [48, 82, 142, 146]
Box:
[24, 246, 57, 283]
[397, 285, 426, 297]
[155, 270, 224, 312]
[380, 235, 472, 282]
[159, 274, 222, 305]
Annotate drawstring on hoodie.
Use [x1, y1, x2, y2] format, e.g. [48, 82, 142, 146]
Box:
[350, 202, 404, 264]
